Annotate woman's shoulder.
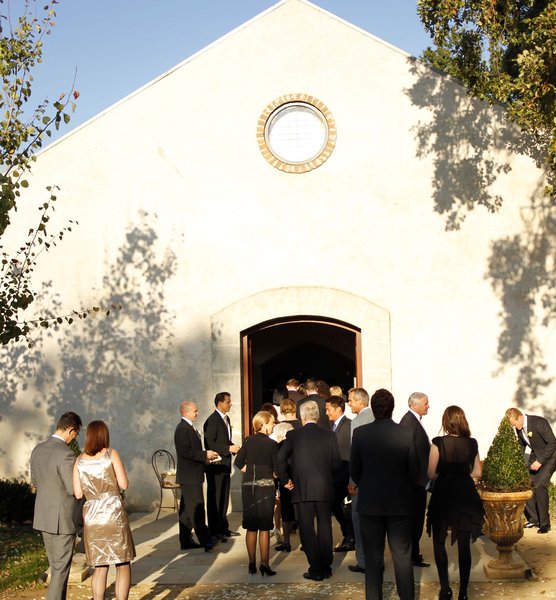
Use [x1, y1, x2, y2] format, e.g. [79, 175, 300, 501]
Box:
[431, 436, 443, 446]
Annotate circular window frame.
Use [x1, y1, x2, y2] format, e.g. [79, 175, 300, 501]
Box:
[257, 93, 337, 174]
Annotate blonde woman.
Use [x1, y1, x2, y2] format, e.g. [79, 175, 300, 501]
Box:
[234, 411, 278, 576]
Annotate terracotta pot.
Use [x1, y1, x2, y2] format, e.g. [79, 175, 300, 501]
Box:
[478, 489, 533, 579]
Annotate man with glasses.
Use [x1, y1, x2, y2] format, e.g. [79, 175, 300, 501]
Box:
[31, 411, 82, 600]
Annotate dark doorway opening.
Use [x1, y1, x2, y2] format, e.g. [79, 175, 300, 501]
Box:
[241, 316, 361, 433]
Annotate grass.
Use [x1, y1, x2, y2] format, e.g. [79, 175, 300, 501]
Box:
[0, 525, 47, 594]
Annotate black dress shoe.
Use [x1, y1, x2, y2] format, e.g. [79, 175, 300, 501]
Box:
[223, 530, 241, 537]
[334, 542, 355, 552]
[439, 588, 453, 600]
[323, 568, 332, 579]
[180, 541, 201, 550]
[524, 521, 539, 528]
[538, 525, 551, 534]
[204, 536, 219, 552]
[274, 542, 291, 552]
[348, 564, 365, 573]
[303, 571, 324, 581]
[412, 555, 431, 567]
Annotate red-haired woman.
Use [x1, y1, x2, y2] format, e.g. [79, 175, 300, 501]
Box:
[73, 420, 135, 600]
[426, 406, 483, 600]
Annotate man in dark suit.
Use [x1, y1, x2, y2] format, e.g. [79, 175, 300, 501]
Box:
[287, 378, 304, 403]
[326, 395, 354, 552]
[277, 400, 342, 581]
[174, 400, 220, 551]
[203, 392, 241, 540]
[506, 407, 556, 533]
[30, 411, 82, 600]
[399, 391, 431, 567]
[297, 379, 330, 429]
[351, 389, 418, 600]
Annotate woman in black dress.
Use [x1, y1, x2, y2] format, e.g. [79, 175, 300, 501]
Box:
[234, 410, 278, 576]
[427, 406, 483, 600]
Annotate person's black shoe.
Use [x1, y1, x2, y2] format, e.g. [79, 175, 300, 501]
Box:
[348, 564, 365, 573]
[412, 554, 431, 567]
[204, 536, 219, 552]
[259, 564, 276, 576]
[223, 530, 241, 537]
[303, 571, 324, 581]
[248, 562, 257, 574]
[180, 541, 201, 550]
[323, 568, 332, 579]
[524, 521, 539, 528]
[538, 525, 551, 534]
[219, 536, 229, 542]
[334, 540, 355, 552]
[274, 542, 291, 552]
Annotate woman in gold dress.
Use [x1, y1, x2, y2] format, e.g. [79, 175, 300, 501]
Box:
[73, 420, 135, 600]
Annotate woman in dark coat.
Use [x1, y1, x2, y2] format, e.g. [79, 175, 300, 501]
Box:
[234, 411, 278, 576]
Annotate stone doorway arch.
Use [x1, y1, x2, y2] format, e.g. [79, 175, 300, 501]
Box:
[211, 286, 391, 436]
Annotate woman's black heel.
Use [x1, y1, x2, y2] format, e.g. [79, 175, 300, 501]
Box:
[248, 562, 257, 574]
[259, 564, 276, 576]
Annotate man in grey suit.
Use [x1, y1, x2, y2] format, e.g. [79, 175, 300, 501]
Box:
[30, 411, 82, 600]
[346, 387, 374, 573]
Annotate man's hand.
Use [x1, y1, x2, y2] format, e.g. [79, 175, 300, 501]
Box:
[285, 479, 294, 491]
[230, 444, 241, 454]
[530, 460, 542, 471]
[206, 450, 219, 462]
[348, 484, 357, 496]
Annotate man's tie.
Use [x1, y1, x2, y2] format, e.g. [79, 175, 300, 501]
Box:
[225, 415, 232, 442]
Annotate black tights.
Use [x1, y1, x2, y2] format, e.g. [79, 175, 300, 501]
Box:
[432, 527, 471, 596]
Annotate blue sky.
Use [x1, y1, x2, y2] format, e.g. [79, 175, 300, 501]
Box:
[19, 0, 432, 133]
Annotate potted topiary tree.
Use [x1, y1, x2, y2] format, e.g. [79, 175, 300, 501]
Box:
[478, 415, 533, 579]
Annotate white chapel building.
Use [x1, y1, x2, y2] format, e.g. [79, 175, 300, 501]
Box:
[1, 0, 552, 510]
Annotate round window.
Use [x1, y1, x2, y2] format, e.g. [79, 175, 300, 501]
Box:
[257, 94, 336, 173]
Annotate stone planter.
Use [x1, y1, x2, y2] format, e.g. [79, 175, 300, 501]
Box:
[479, 489, 533, 579]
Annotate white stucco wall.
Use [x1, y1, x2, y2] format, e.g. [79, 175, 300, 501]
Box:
[0, 0, 552, 509]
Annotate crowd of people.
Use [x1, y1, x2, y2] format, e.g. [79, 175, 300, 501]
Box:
[29, 380, 556, 600]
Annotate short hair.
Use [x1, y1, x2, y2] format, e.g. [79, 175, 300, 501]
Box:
[442, 406, 471, 437]
[280, 398, 296, 416]
[260, 402, 279, 421]
[214, 392, 230, 407]
[316, 380, 331, 398]
[505, 408, 523, 420]
[329, 385, 343, 397]
[408, 392, 428, 407]
[287, 378, 299, 388]
[180, 400, 196, 416]
[274, 421, 294, 442]
[326, 395, 345, 412]
[300, 400, 320, 423]
[252, 411, 274, 433]
[56, 411, 82, 432]
[371, 389, 394, 419]
[83, 420, 110, 455]
[305, 380, 318, 394]
[272, 387, 289, 405]
[349, 388, 369, 406]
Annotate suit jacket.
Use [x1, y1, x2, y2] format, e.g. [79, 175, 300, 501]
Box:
[297, 394, 330, 430]
[399, 410, 430, 488]
[174, 419, 207, 485]
[333, 415, 352, 462]
[524, 415, 556, 468]
[350, 418, 418, 516]
[203, 411, 233, 471]
[30, 436, 77, 535]
[277, 422, 342, 504]
[348, 407, 374, 485]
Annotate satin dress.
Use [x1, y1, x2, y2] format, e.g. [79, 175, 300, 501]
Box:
[77, 449, 136, 566]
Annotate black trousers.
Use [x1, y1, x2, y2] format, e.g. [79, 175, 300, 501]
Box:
[206, 467, 231, 536]
[179, 483, 210, 546]
[360, 514, 414, 600]
[526, 462, 556, 528]
[409, 486, 427, 560]
[332, 477, 354, 541]
[296, 501, 333, 575]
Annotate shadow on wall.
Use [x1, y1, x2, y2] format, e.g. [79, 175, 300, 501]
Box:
[406, 57, 555, 416]
[0, 211, 184, 505]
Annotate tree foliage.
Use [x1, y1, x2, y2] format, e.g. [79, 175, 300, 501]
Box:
[0, 0, 87, 344]
[417, 0, 556, 405]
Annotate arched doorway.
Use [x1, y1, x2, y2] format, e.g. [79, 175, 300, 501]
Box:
[241, 316, 361, 433]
